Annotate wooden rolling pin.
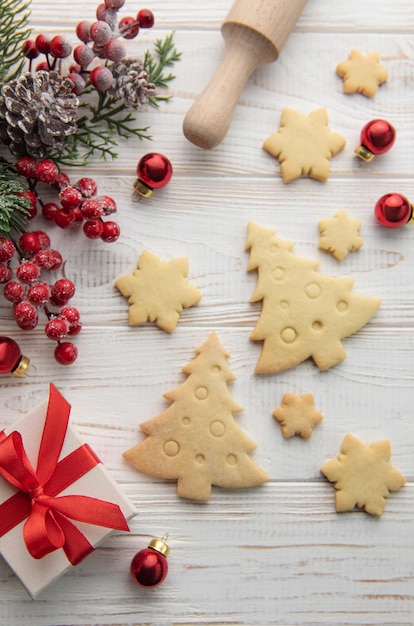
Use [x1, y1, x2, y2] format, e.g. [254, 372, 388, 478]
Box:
[183, 0, 307, 149]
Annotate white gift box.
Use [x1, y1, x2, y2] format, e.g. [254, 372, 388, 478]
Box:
[0, 391, 136, 598]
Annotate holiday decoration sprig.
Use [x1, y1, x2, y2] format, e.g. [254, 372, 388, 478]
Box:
[0, 163, 31, 238]
[0, 0, 31, 85]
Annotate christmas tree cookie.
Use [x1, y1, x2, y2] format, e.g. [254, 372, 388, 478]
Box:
[115, 250, 201, 332]
[123, 332, 268, 501]
[321, 434, 406, 516]
[263, 108, 346, 183]
[336, 50, 388, 97]
[273, 393, 323, 439]
[246, 222, 381, 373]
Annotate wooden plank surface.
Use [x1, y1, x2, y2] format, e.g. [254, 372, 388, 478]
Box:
[1, 0, 413, 624]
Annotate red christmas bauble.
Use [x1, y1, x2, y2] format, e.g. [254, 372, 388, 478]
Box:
[374, 193, 413, 228]
[355, 119, 396, 161]
[130, 537, 170, 588]
[134, 153, 173, 198]
[0, 336, 29, 376]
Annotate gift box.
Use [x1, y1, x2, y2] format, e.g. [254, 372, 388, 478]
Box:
[0, 384, 136, 598]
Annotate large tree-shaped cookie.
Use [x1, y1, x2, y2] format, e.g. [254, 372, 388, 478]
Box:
[246, 222, 381, 373]
[123, 332, 268, 501]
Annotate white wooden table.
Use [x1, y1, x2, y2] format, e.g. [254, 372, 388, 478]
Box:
[1, 1, 414, 624]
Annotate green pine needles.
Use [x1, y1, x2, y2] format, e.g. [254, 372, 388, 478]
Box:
[0, 163, 31, 238]
[0, 0, 31, 86]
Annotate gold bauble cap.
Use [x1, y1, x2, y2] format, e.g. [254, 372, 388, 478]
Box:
[133, 179, 153, 198]
[354, 145, 374, 162]
[148, 537, 170, 558]
[12, 354, 30, 377]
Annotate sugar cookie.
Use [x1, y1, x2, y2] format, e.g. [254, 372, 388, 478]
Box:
[273, 393, 323, 439]
[318, 209, 363, 261]
[336, 49, 388, 97]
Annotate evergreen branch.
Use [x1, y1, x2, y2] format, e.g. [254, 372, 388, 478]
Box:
[144, 32, 181, 106]
[0, 163, 31, 237]
[0, 0, 32, 86]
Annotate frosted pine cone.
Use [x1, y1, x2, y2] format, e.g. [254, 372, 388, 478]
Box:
[108, 59, 156, 108]
[0, 71, 79, 158]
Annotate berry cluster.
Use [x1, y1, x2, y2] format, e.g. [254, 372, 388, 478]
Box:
[15, 156, 120, 242]
[23, 2, 154, 94]
[0, 234, 80, 365]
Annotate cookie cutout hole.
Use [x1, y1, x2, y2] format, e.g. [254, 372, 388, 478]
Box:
[226, 454, 237, 466]
[281, 327, 297, 343]
[195, 386, 209, 400]
[269, 244, 279, 253]
[210, 420, 226, 437]
[280, 300, 290, 309]
[272, 266, 285, 281]
[305, 282, 321, 299]
[164, 440, 180, 456]
[312, 320, 323, 331]
[182, 416, 191, 425]
[337, 300, 348, 312]
[195, 454, 205, 464]
[211, 365, 221, 374]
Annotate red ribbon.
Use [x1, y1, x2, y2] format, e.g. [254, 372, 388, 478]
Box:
[0, 384, 129, 565]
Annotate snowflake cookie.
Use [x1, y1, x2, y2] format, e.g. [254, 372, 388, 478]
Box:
[246, 222, 381, 373]
[115, 250, 201, 332]
[321, 434, 406, 516]
[263, 108, 346, 183]
[273, 393, 323, 439]
[318, 209, 363, 261]
[336, 50, 388, 97]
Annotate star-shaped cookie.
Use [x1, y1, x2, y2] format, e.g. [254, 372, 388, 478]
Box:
[318, 209, 363, 261]
[336, 50, 388, 97]
[263, 108, 346, 183]
[115, 251, 202, 332]
[273, 393, 323, 439]
[321, 433, 406, 516]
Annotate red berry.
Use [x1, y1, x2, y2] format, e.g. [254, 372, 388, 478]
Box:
[13, 301, 38, 330]
[100, 195, 117, 215]
[81, 198, 103, 220]
[75, 177, 98, 198]
[50, 35, 72, 59]
[103, 38, 126, 62]
[83, 219, 104, 239]
[34, 230, 50, 250]
[72, 208, 84, 225]
[73, 44, 95, 68]
[35, 34, 51, 54]
[67, 72, 86, 95]
[67, 321, 82, 336]
[54, 172, 71, 190]
[35, 159, 59, 184]
[23, 39, 39, 59]
[27, 282, 51, 305]
[51, 278, 75, 306]
[3, 281, 25, 303]
[105, 0, 125, 8]
[54, 341, 78, 365]
[96, 3, 107, 20]
[60, 306, 80, 324]
[60, 186, 82, 209]
[90, 66, 113, 91]
[76, 20, 92, 43]
[16, 262, 40, 284]
[48, 250, 63, 270]
[18, 232, 41, 256]
[137, 9, 154, 28]
[0, 264, 12, 284]
[0, 238, 16, 262]
[15, 156, 37, 178]
[55, 209, 76, 229]
[90, 21, 112, 45]
[119, 16, 139, 39]
[42, 202, 60, 221]
[101, 220, 120, 242]
[33, 249, 62, 270]
[45, 317, 68, 340]
[35, 61, 50, 71]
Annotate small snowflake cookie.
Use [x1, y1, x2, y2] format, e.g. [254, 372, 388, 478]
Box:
[321, 433, 406, 516]
[318, 209, 363, 261]
[263, 108, 346, 183]
[273, 393, 323, 439]
[336, 50, 388, 97]
[115, 250, 201, 332]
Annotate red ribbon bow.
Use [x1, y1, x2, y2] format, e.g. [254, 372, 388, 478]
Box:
[0, 384, 129, 565]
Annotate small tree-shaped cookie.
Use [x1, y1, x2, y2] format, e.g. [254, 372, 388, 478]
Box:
[246, 222, 381, 373]
[123, 333, 268, 501]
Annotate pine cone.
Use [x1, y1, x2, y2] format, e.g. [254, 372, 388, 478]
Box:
[108, 59, 156, 108]
[0, 71, 79, 159]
